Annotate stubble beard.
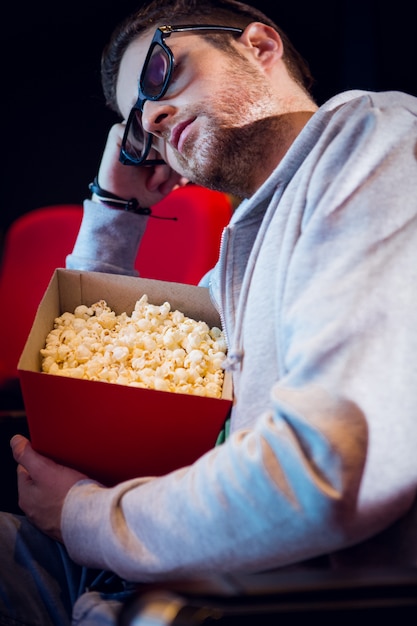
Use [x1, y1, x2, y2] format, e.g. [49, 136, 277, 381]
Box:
[175, 69, 278, 198]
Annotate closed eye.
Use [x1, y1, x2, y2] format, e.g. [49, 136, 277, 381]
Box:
[165, 59, 182, 93]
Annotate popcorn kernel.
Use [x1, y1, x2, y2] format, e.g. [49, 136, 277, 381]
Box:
[41, 296, 227, 398]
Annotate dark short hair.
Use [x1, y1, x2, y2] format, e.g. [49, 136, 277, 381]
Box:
[101, 0, 314, 114]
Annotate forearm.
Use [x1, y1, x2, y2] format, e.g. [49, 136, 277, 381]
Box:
[66, 199, 148, 276]
[60, 390, 368, 581]
[66, 118, 184, 276]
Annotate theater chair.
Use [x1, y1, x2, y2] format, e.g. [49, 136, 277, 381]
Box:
[118, 567, 417, 625]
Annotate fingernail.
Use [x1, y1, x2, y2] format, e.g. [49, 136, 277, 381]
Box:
[10, 434, 22, 448]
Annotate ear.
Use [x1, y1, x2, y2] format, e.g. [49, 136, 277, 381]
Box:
[238, 22, 284, 68]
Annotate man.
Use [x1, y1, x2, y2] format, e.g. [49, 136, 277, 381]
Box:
[1, 0, 417, 624]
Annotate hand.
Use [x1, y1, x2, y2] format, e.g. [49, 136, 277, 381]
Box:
[97, 123, 187, 207]
[11, 435, 88, 542]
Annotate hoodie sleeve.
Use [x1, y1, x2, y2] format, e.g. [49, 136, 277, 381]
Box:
[66, 199, 149, 276]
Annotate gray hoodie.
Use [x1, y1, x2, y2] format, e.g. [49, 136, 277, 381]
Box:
[64, 90, 417, 580]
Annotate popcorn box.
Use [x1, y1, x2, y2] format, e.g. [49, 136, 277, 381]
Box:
[18, 269, 232, 486]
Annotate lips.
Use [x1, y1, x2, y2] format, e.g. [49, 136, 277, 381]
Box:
[171, 118, 196, 152]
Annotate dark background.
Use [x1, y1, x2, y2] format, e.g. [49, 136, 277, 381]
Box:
[2, 0, 417, 239]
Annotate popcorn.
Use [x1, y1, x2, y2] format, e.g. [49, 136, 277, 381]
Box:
[40, 296, 227, 398]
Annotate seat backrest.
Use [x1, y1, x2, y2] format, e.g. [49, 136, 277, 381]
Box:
[0, 186, 232, 386]
[0, 205, 83, 387]
[136, 185, 232, 284]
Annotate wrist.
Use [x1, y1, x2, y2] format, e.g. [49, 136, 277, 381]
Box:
[88, 177, 151, 215]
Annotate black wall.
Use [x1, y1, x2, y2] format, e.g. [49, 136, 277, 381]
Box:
[2, 0, 416, 237]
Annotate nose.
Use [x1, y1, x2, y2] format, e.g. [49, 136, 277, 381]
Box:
[142, 100, 174, 138]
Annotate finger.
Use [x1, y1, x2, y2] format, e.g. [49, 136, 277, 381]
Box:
[10, 434, 31, 463]
[145, 164, 184, 196]
[107, 122, 125, 149]
[11, 434, 56, 478]
[16, 462, 31, 486]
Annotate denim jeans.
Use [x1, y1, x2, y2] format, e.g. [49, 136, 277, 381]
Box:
[0, 513, 134, 626]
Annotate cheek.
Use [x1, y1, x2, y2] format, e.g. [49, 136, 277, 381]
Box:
[151, 136, 168, 160]
[116, 36, 151, 115]
[116, 91, 138, 121]
[220, 81, 271, 125]
[115, 68, 136, 117]
[153, 140, 186, 176]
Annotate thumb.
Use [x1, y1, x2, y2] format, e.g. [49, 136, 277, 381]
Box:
[10, 435, 51, 476]
[10, 434, 31, 464]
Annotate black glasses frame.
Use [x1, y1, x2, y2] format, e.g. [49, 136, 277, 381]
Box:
[119, 24, 243, 167]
